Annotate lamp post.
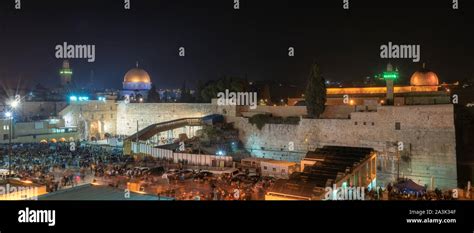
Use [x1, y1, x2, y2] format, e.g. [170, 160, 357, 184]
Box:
[5, 111, 12, 176]
[5, 98, 20, 177]
[397, 149, 400, 181]
[136, 120, 139, 155]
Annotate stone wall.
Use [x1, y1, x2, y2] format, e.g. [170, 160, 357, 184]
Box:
[239, 105, 307, 117]
[59, 100, 458, 189]
[116, 102, 215, 135]
[230, 104, 457, 189]
[60, 100, 117, 140]
[15, 101, 68, 121]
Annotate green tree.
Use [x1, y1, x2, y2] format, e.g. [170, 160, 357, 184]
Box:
[305, 63, 326, 118]
[147, 84, 160, 103]
[162, 91, 170, 102]
[179, 81, 193, 103]
[195, 80, 205, 103]
[199, 76, 248, 102]
[260, 84, 271, 105]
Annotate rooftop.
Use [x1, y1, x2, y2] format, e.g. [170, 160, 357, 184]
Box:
[266, 146, 374, 199]
[241, 157, 297, 166]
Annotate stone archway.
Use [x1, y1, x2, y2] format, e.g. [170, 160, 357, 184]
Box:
[89, 121, 102, 140]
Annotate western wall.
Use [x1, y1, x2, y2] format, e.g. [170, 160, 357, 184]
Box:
[63, 101, 458, 189]
[228, 104, 457, 189]
[116, 102, 216, 135]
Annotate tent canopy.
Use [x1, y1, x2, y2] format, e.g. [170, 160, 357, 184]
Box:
[395, 179, 426, 193]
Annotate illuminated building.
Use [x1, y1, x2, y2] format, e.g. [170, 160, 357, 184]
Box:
[288, 63, 451, 106]
[120, 62, 153, 102]
[0, 117, 77, 144]
[59, 60, 73, 87]
[265, 146, 377, 200]
[410, 64, 439, 86]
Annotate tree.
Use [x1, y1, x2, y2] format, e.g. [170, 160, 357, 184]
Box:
[199, 76, 248, 102]
[147, 84, 160, 103]
[179, 81, 193, 103]
[195, 80, 205, 103]
[260, 84, 271, 105]
[162, 91, 170, 102]
[305, 63, 326, 118]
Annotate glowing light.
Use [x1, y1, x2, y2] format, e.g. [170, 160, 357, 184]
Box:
[349, 100, 355, 105]
[9, 100, 20, 108]
[5, 112, 12, 118]
[382, 71, 399, 80]
[60, 69, 73, 75]
[326, 86, 438, 95]
[69, 96, 78, 101]
[48, 119, 60, 124]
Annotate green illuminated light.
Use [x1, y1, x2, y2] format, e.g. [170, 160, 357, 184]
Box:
[60, 69, 73, 75]
[382, 71, 398, 80]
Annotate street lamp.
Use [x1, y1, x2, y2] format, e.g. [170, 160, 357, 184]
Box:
[9, 100, 19, 109]
[5, 97, 21, 177]
[4, 111, 13, 176]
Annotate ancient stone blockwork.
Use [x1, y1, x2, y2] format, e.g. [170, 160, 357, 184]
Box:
[116, 102, 215, 135]
[61, 101, 457, 189]
[60, 101, 118, 140]
[231, 105, 457, 189]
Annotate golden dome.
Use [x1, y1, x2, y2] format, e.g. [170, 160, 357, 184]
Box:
[410, 68, 439, 86]
[123, 68, 151, 83]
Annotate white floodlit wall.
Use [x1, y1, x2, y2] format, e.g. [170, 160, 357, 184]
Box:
[131, 142, 232, 167]
[231, 104, 457, 189]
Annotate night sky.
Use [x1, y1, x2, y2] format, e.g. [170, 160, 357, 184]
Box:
[1, 0, 473, 90]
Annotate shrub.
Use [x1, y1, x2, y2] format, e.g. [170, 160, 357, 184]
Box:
[248, 114, 300, 130]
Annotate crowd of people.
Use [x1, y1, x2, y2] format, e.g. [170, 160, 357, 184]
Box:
[0, 142, 124, 192]
[1, 142, 275, 200]
[3, 142, 465, 201]
[153, 169, 275, 200]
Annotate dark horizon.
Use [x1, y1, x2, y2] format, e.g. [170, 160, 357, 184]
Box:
[1, 0, 474, 90]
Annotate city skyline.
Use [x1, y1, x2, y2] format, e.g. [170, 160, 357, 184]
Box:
[1, 0, 473, 89]
[0, 0, 474, 230]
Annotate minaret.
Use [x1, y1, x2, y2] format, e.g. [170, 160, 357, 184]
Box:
[383, 62, 398, 105]
[89, 70, 95, 89]
[59, 60, 73, 87]
[387, 62, 393, 72]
